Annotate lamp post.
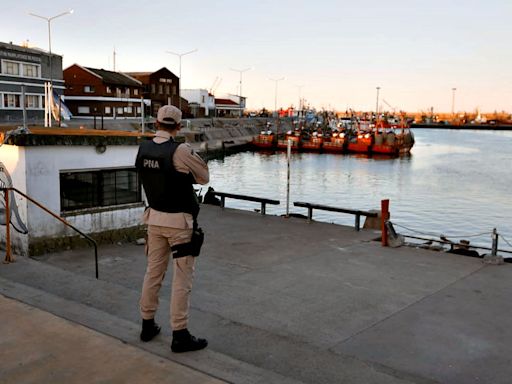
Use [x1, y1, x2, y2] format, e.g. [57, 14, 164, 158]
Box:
[375, 86, 381, 120]
[29, 9, 73, 87]
[294, 84, 304, 118]
[451, 87, 457, 116]
[231, 67, 251, 117]
[270, 77, 285, 117]
[166, 49, 198, 110]
[29, 9, 73, 126]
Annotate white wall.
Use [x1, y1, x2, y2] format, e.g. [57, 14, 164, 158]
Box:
[0, 144, 28, 254]
[25, 145, 144, 238]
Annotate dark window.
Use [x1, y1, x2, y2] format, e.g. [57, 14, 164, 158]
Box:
[60, 168, 141, 212]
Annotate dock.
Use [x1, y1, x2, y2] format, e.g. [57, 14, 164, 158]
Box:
[1, 205, 511, 383]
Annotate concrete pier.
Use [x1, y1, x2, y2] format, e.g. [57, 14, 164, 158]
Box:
[1, 205, 512, 383]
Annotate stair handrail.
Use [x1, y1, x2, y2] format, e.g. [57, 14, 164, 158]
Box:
[2, 187, 99, 279]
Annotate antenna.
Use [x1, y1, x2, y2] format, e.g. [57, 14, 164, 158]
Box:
[113, 46, 116, 71]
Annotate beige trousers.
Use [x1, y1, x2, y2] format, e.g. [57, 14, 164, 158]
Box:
[139, 225, 195, 331]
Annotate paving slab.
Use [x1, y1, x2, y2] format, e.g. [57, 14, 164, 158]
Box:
[1, 204, 509, 383]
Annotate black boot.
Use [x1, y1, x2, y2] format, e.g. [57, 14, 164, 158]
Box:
[171, 329, 208, 353]
[140, 319, 161, 342]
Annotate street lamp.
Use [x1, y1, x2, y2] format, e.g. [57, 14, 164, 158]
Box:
[269, 77, 285, 117]
[29, 9, 73, 127]
[230, 67, 251, 118]
[29, 9, 73, 87]
[166, 49, 198, 110]
[451, 87, 457, 115]
[375, 86, 381, 120]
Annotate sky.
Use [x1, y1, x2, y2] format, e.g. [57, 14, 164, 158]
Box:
[2, 0, 512, 113]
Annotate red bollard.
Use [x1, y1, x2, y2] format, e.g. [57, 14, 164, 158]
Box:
[381, 199, 389, 246]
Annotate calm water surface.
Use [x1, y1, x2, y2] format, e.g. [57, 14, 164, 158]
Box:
[205, 129, 512, 251]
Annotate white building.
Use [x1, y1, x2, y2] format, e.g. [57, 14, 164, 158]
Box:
[181, 89, 215, 118]
[0, 128, 147, 256]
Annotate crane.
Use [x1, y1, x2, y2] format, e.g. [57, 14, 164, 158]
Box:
[382, 99, 396, 113]
[209, 77, 222, 95]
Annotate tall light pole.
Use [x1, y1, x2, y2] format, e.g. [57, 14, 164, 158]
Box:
[231, 67, 251, 117]
[269, 77, 285, 117]
[29, 9, 73, 87]
[375, 86, 381, 120]
[451, 87, 457, 116]
[29, 9, 73, 127]
[166, 49, 198, 110]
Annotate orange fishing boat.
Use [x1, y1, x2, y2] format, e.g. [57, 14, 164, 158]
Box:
[322, 131, 346, 153]
[277, 130, 301, 151]
[252, 130, 276, 149]
[301, 131, 324, 152]
[372, 120, 415, 155]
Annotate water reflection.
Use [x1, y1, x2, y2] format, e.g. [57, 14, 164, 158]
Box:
[206, 129, 512, 251]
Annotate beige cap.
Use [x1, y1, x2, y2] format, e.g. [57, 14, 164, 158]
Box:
[157, 105, 182, 125]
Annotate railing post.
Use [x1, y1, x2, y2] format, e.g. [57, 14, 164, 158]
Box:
[4, 189, 13, 263]
[307, 207, 313, 222]
[491, 228, 498, 256]
[381, 199, 389, 246]
[261, 203, 266, 215]
[220, 196, 225, 208]
[355, 214, 360, 231]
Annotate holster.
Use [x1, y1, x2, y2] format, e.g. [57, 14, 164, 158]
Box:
[172, 222, 204, 259]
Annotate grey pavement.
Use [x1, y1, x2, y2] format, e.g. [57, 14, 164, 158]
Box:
[1, 204, 511, 383]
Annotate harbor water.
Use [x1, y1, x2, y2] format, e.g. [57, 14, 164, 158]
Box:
[205, 128, 512, 253]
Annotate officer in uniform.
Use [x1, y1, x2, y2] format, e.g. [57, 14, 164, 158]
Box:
[135, 105, 209, 353]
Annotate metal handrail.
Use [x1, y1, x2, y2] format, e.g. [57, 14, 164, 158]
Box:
[293, 201, 378, 231]
[212, 191, 280, 215]
[2, 187, 99, 279]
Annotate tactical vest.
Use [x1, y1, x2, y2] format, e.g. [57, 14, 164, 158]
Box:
[135, 138, 199, 217]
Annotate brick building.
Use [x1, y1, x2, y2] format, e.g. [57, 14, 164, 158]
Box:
[126, 67, 188, 117]
[63, 64, 145, 119]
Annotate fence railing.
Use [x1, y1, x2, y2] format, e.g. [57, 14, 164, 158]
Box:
[1, 187, 99, 279]
[211, 191, 280, 215]
[293, 201, 379, 231]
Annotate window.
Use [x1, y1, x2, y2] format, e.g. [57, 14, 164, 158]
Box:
[125, 88, 130, 97]
[105, 106, 111, 114]
[23, 64, 38, 77]
[106, 86, 112, 93]
[4, 94, 20, 108]
[136, 106, 141, 114]
[25, 95, 39, 108]
[117, 107, 123, 115]
[158, 84, 163, 94]
[4, 61, 20, 75]
[84, 85, 95, 93]
[165, 85, 170, 95]
[172, 86, 177, 95]
[124, 106, 133, 114]
[60, 168, 141, 212]
[151, 84, 156, 94]
[78, 106, 90, 114]
[134, 89, 138, 96]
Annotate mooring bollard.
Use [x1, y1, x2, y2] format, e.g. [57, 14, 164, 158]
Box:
[381, 199, 390, 246]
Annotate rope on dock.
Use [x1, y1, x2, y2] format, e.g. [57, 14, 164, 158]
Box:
[500, 234, 512, 248]
[392, 222, 492, 239]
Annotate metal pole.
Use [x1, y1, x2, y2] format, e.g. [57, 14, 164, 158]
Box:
[141, 97, 145, 133]
[381, 199, 389, 246]
[4, 189, 12, 263]
[451, 88, 457, 116]
[270, 77, 284, 117]
[492, 228, 498, 256]
[286, 138, 291, 217]
[21, 84, 27, 129]
[375, 86, 380, 120]
[166, 49, 198, 110]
